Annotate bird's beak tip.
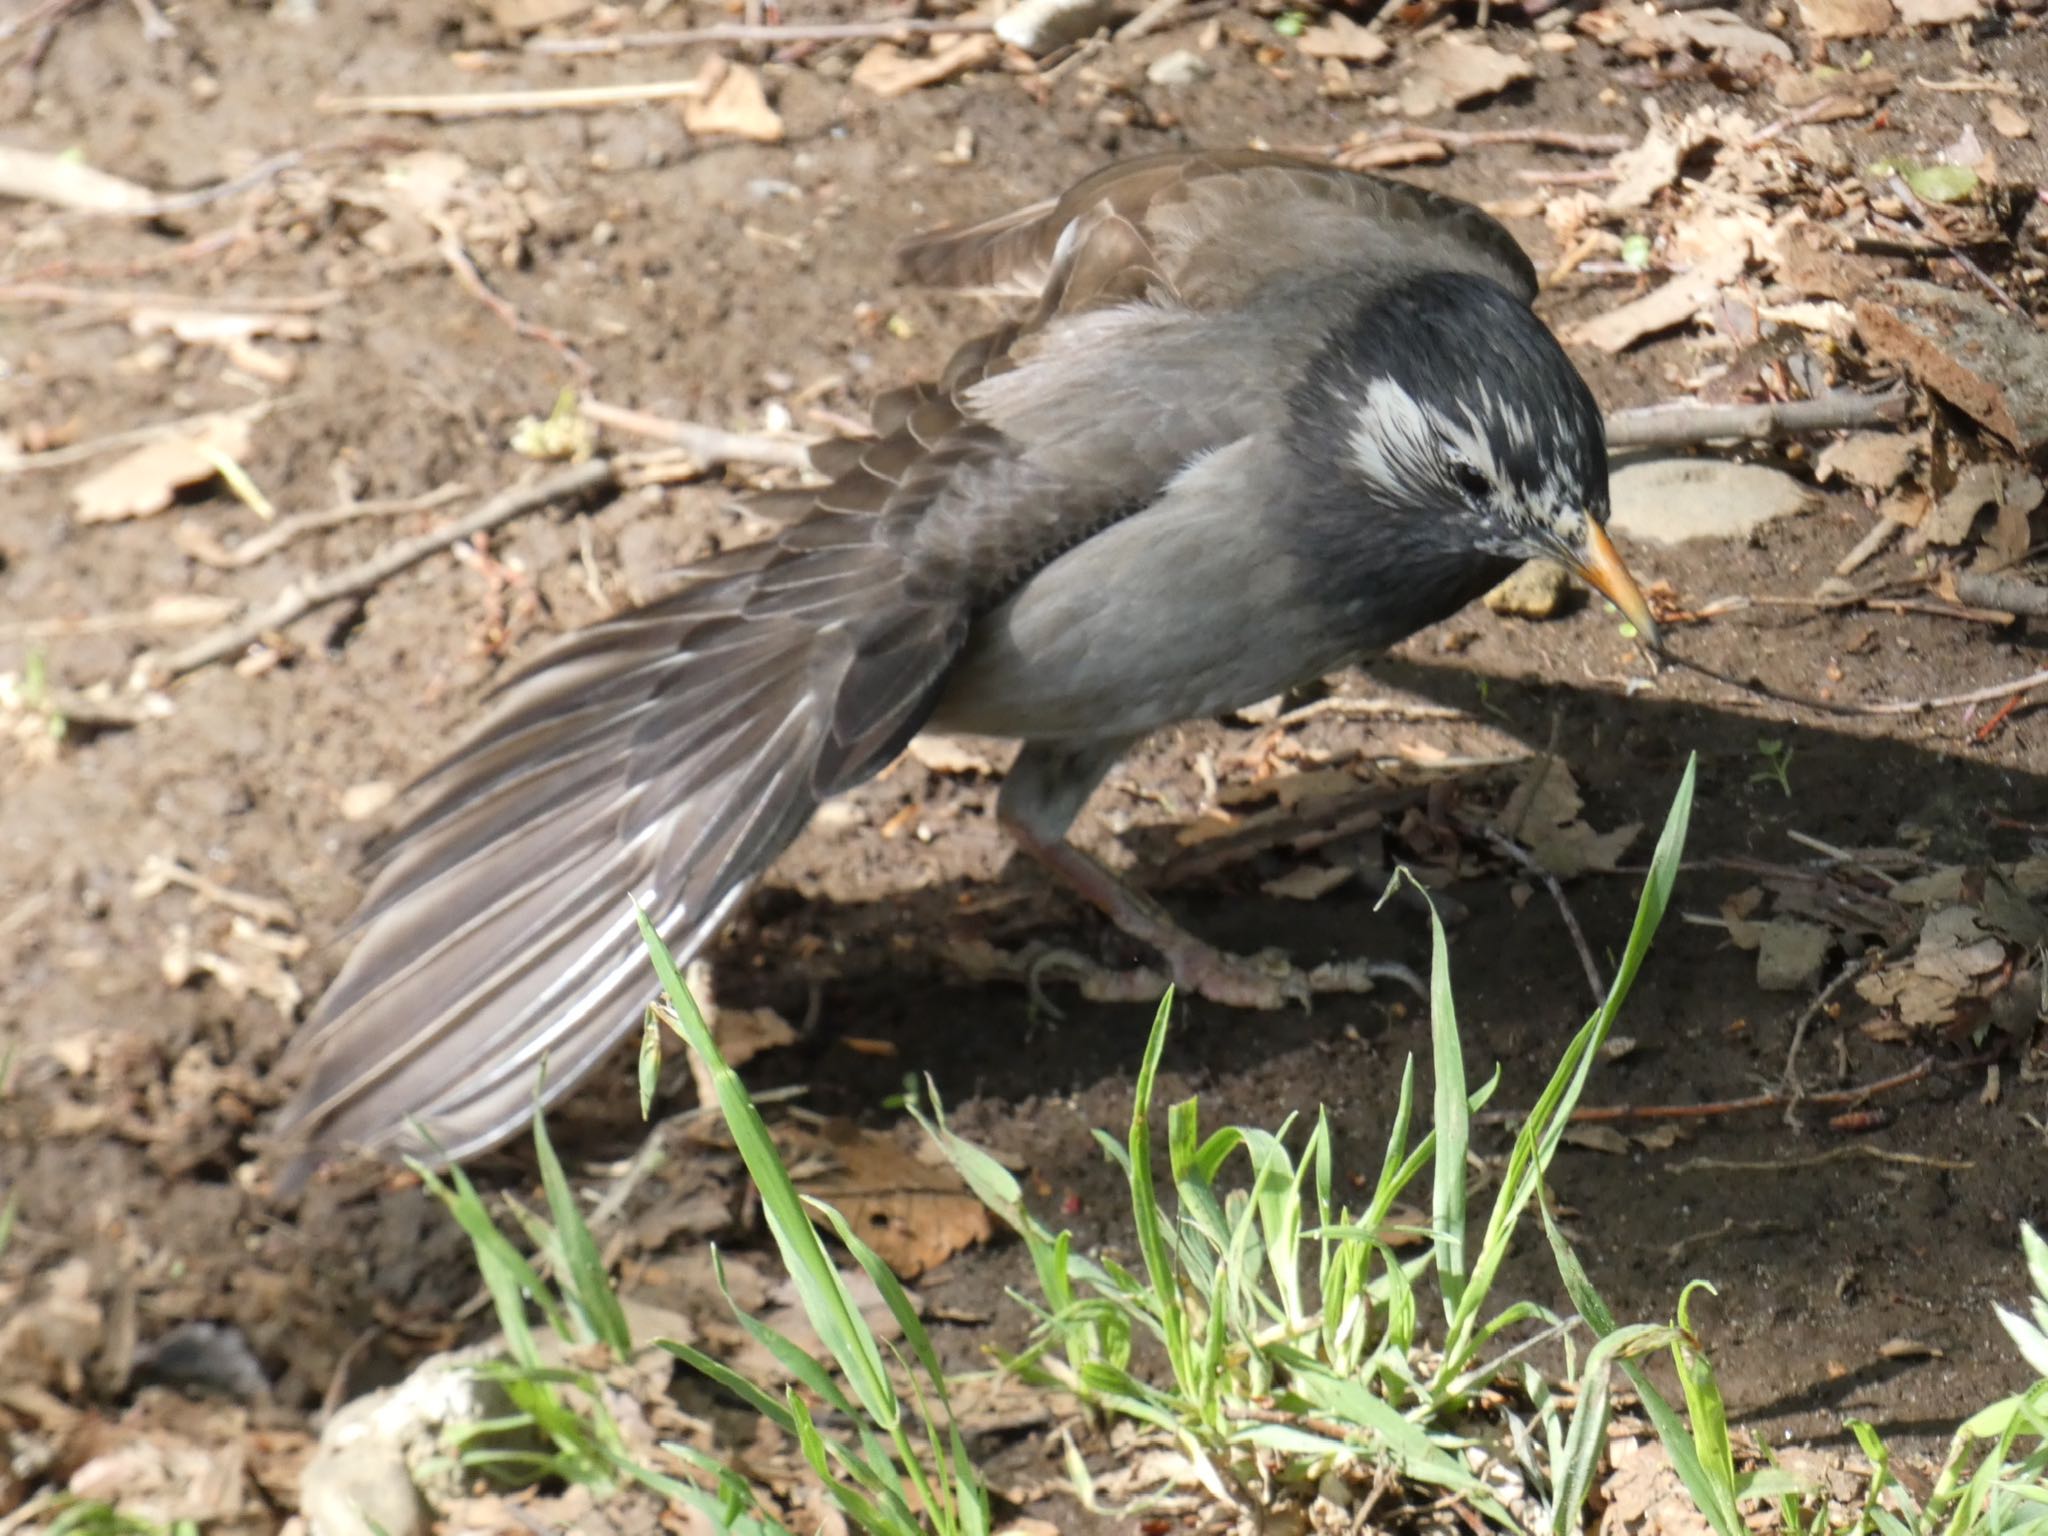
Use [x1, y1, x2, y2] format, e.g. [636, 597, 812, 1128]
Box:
[1574, 519, 1661, 652]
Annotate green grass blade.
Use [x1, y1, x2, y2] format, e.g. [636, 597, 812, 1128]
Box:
[531, 1097, 633, 1356]
[636, 906, 897, 1427]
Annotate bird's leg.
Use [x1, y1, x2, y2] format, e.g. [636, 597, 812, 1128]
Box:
[979, 739, 1424, 1011]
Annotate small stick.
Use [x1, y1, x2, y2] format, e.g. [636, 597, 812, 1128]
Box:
[1781, 956, 1872, 1097]
[1663, 652, 2048, 720]
[1474, 824, 1605, 1004]
[1862, 597, 2015, 626]
[1478, 1058, 1936, 1126]
[316, 79, 710, 118]
[139, 460, 618, 685]
[437, 233, 591, 380]
[1338, 125, 1632, 156]
[182, 483, 471, 569]
[1834, 515, 1907, 579]
[0, 280, 342, 313]
[1886, 175, 2021, 314]
[527, 16, 999, 54]
[1117, 0, 1187, 39]
[1972, 691, 2031, 743]
[1953, 571, 2048, 620]
[1603, 388, 1910, 449]
[581, 398, 815, 470]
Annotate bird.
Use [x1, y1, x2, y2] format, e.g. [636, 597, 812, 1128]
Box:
[271, 148, 1657, 1177]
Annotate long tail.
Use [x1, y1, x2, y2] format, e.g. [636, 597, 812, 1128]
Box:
[274, 535, 963, 1178]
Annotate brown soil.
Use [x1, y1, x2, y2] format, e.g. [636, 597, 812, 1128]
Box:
[1, 0, 2045, 1525]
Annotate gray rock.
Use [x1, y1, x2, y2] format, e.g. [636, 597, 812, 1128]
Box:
[1146, 49, 1212, 86]
[1607, 458, 1816, 545]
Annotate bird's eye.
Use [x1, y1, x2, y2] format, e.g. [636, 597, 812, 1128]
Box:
[1449, 462, 1491, 502]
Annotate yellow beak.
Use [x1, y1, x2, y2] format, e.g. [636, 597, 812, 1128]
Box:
[1570, 520, 1660, 649]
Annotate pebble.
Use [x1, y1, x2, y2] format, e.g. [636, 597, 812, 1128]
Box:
[1483, 559, 1574, 619]
[1146, 49, 1212, 86]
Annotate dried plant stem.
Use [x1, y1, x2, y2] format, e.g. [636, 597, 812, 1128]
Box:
[316, 80, 710, 118]
[1604, 388, 1909, 449]
[140, 460, 618, 685]
[528, 17, 999, 54]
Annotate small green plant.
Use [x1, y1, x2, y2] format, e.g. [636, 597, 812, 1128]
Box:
[1753, 736, 1795, 798]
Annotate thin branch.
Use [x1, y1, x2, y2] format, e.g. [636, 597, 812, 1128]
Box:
[1954, 571, 2048, 620]
[1479, 1058, 1937, 1126]
[1781, 956, 1873, 1099]
[437, 233, 591, 380]
[315, 80, 710, 118]
[0, 402, 279, 476]
[1604, 389, 1910, 449]
[525, 17, 999, 54]
[180, 483, 472, 569]
[1470, 823, 1605, 1004]
[138, 460, 618, 685]
[581, 398, 815, 470]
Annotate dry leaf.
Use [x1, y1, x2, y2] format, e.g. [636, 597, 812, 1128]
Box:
[1562, 249, 1744, 353]
[794, 1122, 994, 1279]
[1261, 863, 1354, 901]
[483, 0, 592, 28]
[1298, 13, 1390, 62]
[1816, 431, 1917, 491]
[1495, 755, 1640, 879]
[682, 57, 784, 143]
[714, 1006, 798, 1070]
[907, 734, 1003, 776]
[1397, 34, 1532, 116]
[1563, 1125, 1634, 1155]
[852, 33, 1000, 98]
[1756, 918, 1831, 992]
[1878, 1337, 1944, 1360]
[1797, 0, 1895, 37]
[1895, 0, 1983, 21]
[1987, 100, 2032, 140]
[70, 415, 254, 524]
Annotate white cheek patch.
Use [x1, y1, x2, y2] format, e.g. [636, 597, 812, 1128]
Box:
[1347, 376, 1591, 545]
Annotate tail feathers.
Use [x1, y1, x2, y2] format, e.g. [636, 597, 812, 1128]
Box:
[276, 555, 962, 1176]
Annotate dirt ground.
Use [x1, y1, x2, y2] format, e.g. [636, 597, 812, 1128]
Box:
[2, 0, 2046, 1526]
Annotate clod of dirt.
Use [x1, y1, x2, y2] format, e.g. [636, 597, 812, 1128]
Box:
[1607, 459, 1816, 545]
[1755, 918, 1832, 993]
[1484, 559, 1575, 620]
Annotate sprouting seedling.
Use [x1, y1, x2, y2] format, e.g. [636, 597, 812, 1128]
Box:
[1751, 737, 1794, 798]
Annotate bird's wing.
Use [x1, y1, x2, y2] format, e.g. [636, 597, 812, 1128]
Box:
[894, 149, 1538, 317]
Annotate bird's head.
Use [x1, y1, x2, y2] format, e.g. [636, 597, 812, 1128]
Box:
[1295, 270, 1658, 647]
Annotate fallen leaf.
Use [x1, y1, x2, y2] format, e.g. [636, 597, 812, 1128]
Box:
[1495, 755, 1640, 879]
[1895, 0, 1983, 21]
[70, 415, 254, 524]
[483, 0, 591, 28]
[1639, 5, 1792, 65]
[1298, 13, 1390, 62]
[1397, 34, 1532, 116]
[907, 734, 1002, 776]
[1563, 1125, 1634, 1155]
[1756, 918, 1831, 992]
[1816, 431, 1917, 491]
[1562, 248, 1745, 352]
[1987, 100, 2032, 140]
[682, 57, 784, 143]
[793, 1121, 994, 1279]
[1797, 0, 1894, 38]
[852, 33, 1000, 97]
[1607, 459, 1816, 544]
[1878, 1337, 1945, 1360]
[1261, 863, 1354, 901]
[1912, 905, 2006, 988]
[1899, 162, 1978, 203]
[714, 1005, 798, 1070]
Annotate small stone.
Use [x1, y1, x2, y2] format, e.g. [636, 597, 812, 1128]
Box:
[1756, 918, 1831, 992]
[1146, 49, 1212, 86]
[1483, 559, 1574, 619]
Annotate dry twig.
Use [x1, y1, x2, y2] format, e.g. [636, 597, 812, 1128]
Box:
[317, 80, 710, 118]
[1480, 1058, 1938, 1126]
[1604, 389, 1910, 449]
[582, 399, 815, 470]
[529, 17, 999, 54]
[180, 484, 472, 570]
[1470, 822, 1605, 1004]
[138, 460, 618, 685]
